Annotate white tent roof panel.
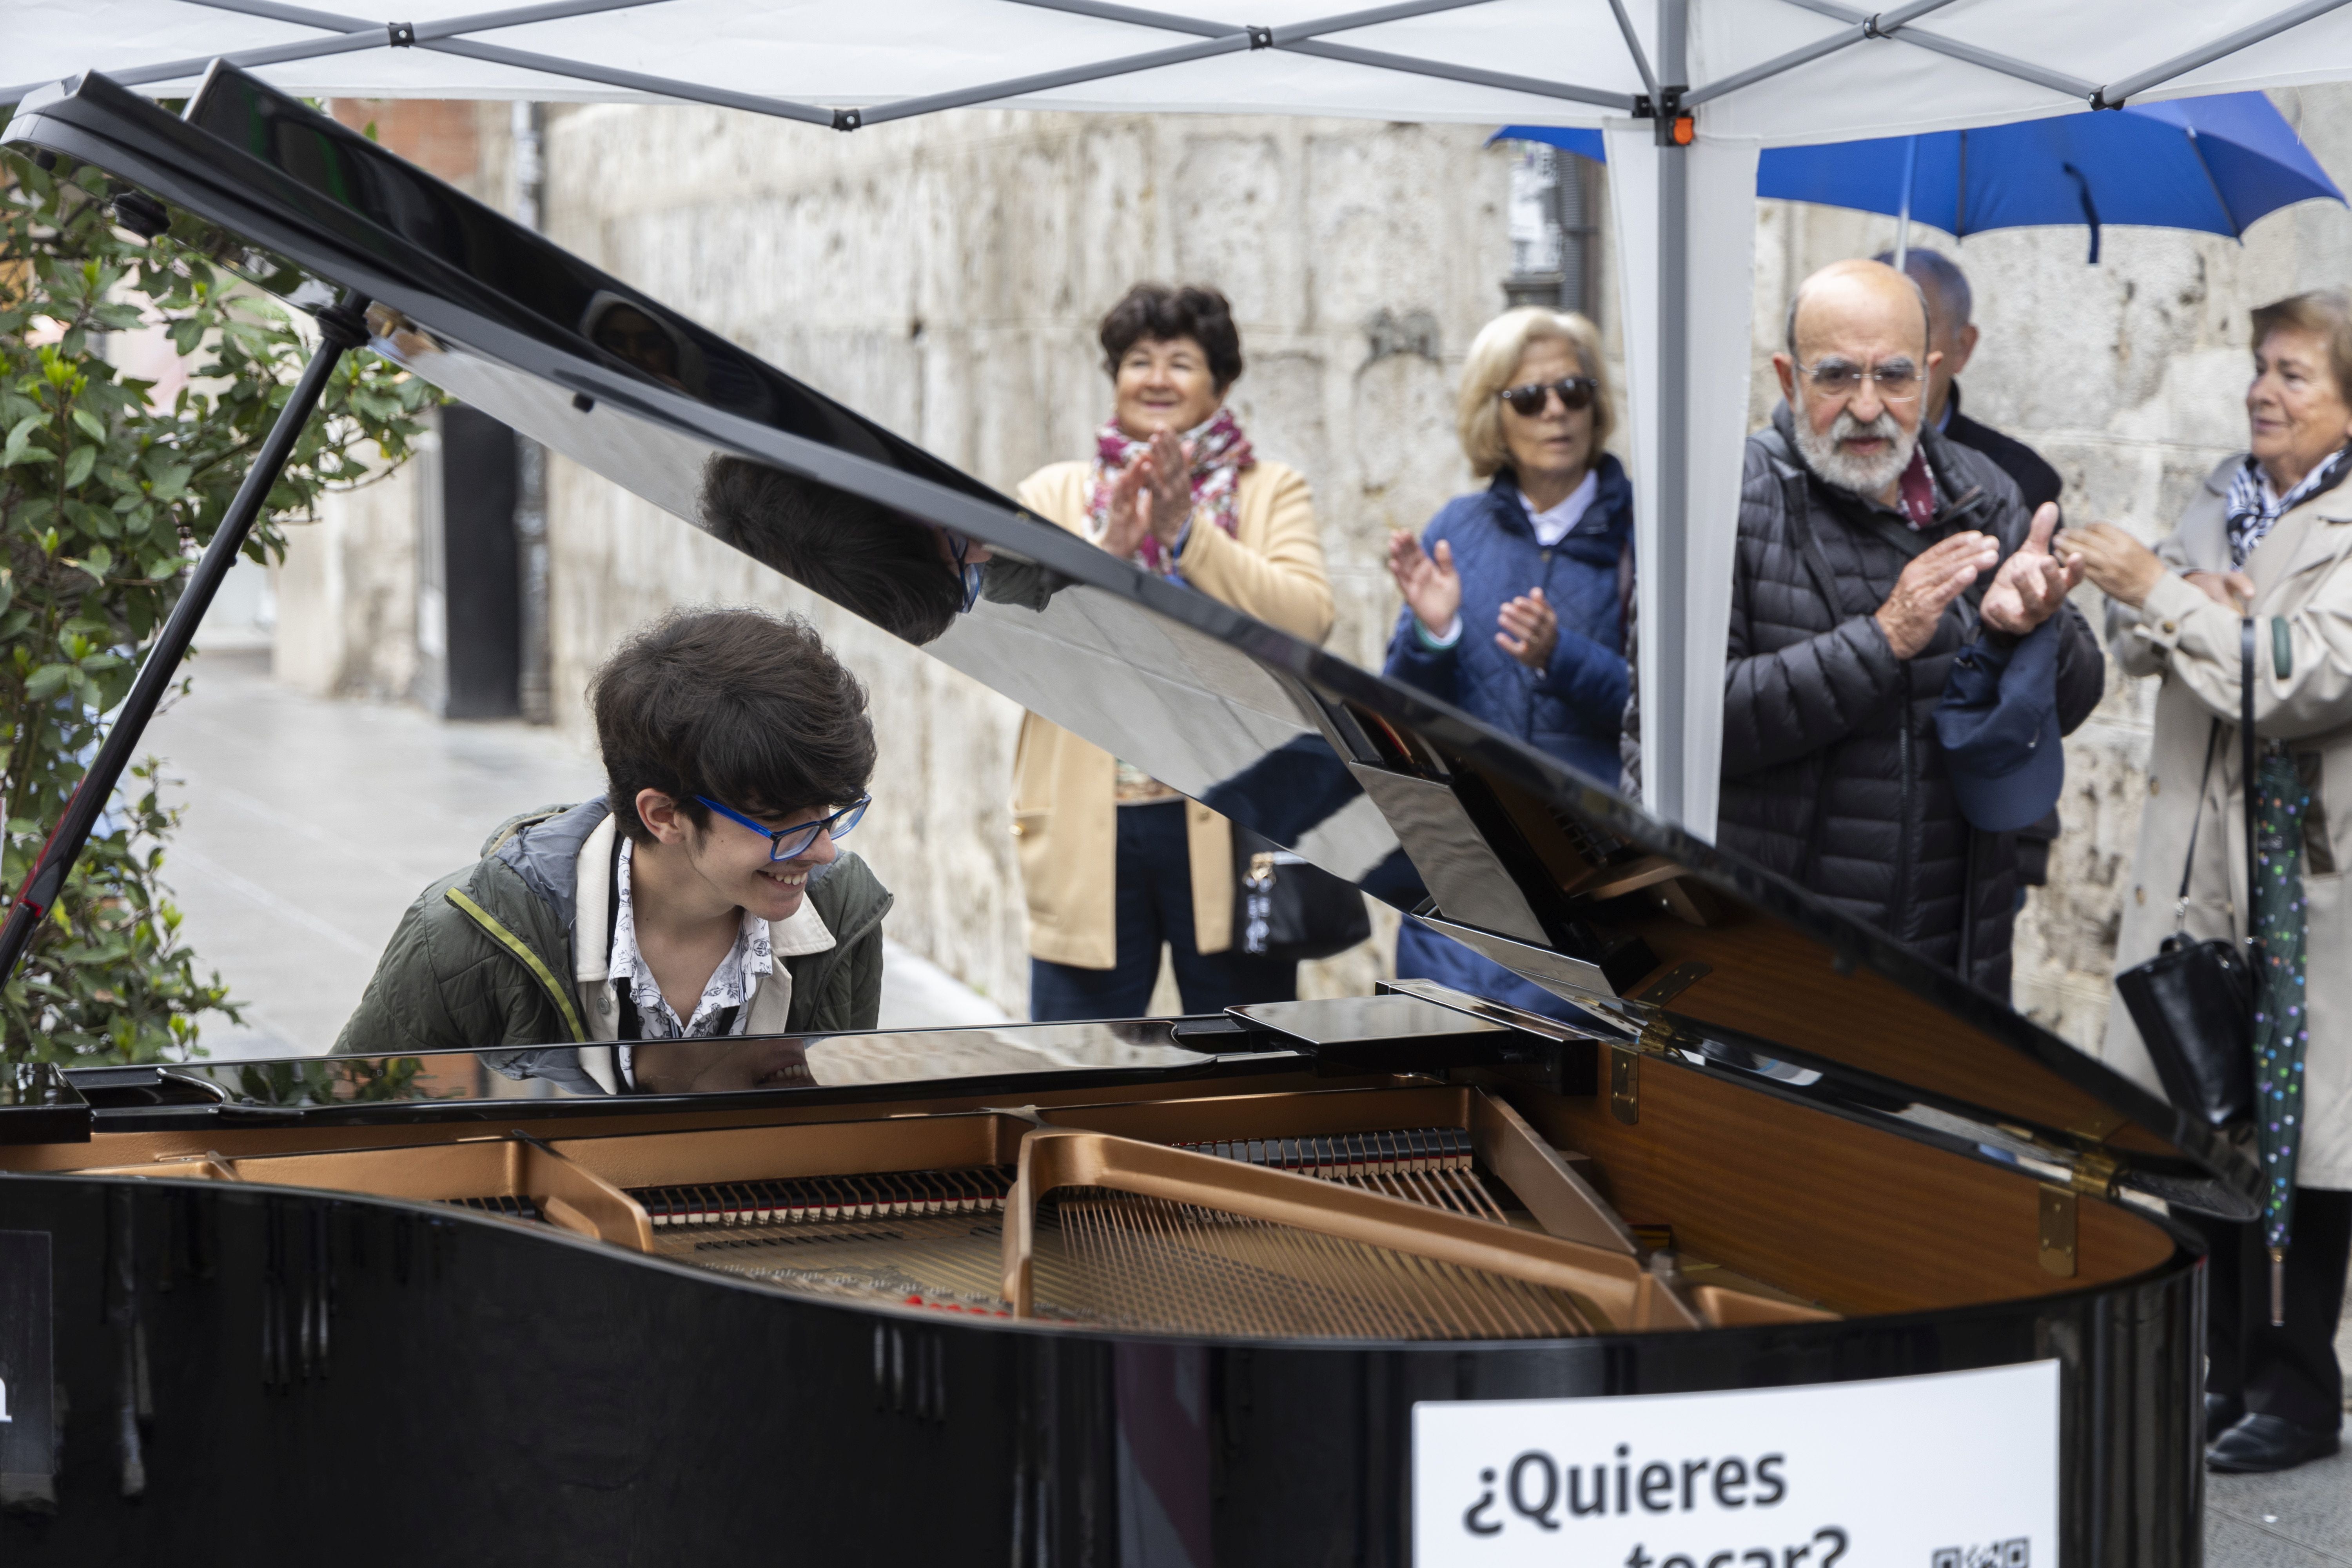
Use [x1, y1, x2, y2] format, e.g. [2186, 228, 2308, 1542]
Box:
[15, 0, 2352, 138]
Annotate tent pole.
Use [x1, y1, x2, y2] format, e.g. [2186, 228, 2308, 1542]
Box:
[1894, 135, 1916, 269]
[52, 0, 672, 100]
[1605, 0, 1660, 99]
[2098, 0, 2352, 106]
[1685, 0, 1962, 108]
[0, 295, 373, 992]
[1771, 0, 2095, 100]
[1655, 0, 1690, 825]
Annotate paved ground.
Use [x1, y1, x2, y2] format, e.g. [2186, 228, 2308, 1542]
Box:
[138, 651, 1002, 1058]
[131, 652, 2349, 1549]
[2212, 1446, 2352, 1565]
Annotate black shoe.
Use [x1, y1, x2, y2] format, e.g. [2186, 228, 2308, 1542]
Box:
[2206, 1413, 2343, 1473]
[2205, 1392, 2245, 1435]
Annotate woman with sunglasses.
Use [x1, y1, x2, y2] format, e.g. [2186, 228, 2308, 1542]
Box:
[1012, 282, 1335, 1021]
[1383, 307, 1632, 1017]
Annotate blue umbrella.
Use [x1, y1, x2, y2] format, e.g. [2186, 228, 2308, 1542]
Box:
[1499, 93, 2345, 263]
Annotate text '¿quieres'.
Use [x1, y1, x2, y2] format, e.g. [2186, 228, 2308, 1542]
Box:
[1463, 1445, 1788, 1535]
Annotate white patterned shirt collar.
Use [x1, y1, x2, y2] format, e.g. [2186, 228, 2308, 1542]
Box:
[608, 836, 773, 1056]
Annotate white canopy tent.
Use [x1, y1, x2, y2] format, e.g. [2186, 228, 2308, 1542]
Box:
[11, 0, 2352, 836]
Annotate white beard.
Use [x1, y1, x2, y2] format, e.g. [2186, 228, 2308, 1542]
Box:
[1792, 407, 1916, 497]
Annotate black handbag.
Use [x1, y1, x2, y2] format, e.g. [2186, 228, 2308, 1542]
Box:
[1232, 826, 1371, 963]
[2114, 618, 2259, 1128]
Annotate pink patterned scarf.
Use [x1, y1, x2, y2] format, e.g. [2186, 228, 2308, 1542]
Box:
[1085, 407, 1254, 572]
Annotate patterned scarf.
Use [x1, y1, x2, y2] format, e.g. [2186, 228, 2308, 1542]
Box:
[2225, 446, 2352, 567]
[1085, 407, 1254, 573]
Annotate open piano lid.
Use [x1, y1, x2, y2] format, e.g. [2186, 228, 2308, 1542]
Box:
[1, 65, 2260, 1222]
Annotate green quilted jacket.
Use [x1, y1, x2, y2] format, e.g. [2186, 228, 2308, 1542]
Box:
[331, 800, 891, 1062]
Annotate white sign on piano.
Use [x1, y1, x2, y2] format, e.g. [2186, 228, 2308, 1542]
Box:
[1414, 1360, 2058, 1568]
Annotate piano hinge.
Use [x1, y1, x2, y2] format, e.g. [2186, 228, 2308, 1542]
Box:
[2038, 1184, 2078, 1277]
[1635, 960, 1711, 1007]
[1609, 1042, 1640, 1124]
[2067, 1147, 2122, 1201]
[1610, 1018, 1708, 1123]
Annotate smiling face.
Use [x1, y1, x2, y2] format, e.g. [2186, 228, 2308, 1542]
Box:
[1113, 334, 1224, 438]
[641, 790, 839, 922]
[1498, 337, 1596, 493]
[2248, 325, 2352, 492]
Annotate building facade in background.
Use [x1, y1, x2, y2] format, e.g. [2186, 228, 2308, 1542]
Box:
[278, 90, 2352, 1040]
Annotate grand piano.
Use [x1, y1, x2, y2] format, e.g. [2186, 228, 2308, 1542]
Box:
[0, 67, 2258, 1566]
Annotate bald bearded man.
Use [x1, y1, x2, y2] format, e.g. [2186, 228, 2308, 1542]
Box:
[1719, 259, 2103, 998]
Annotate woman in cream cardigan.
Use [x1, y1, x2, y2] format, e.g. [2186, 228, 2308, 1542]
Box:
[1013, 283, 1334, 1020]
[2067, 289, 2352, 1475]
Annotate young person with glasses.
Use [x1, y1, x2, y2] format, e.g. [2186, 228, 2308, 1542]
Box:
[1381, 306, 1634, 1019]
[334, 608, 892, 1095]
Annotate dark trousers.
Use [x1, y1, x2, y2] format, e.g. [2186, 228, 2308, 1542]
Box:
[1029, 801, 1297, 1022]
[2201, 1187, 2352, 1432]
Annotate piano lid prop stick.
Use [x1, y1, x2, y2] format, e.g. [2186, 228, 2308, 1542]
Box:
[0, 292, 374, 991]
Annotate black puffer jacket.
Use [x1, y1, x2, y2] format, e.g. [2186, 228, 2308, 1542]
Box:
[1717, 404, 2103, 997]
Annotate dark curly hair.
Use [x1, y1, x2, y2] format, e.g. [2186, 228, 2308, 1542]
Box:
[590, 607, 877, 844]
[698, 455, 964, 647]
[1098, 283, 1244, 391]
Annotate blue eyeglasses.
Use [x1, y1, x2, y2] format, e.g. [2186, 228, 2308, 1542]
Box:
[693, 794, 871, 860]
[946, 530, 985, 613]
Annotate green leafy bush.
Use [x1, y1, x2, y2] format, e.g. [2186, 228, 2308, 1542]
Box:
[1, 153, 435, 1063]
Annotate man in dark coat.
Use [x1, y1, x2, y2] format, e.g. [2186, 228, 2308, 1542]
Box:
[1722, 259, 2103, 998]
[1879, 247, 2069, 885]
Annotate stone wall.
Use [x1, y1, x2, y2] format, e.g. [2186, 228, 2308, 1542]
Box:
[276, 85, 2352, 1046]
[535, 105, 1530, 1014]
[269, 457, 420, 701]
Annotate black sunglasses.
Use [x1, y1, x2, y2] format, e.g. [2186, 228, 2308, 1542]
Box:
[1498, 376, 1599, 417]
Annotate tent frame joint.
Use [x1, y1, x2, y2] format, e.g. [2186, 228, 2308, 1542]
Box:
[832, 106, 863, 131]
[387, 20, 415, 47]
[1246, 25, 1273, 48]
[1642, 84, 1693, 146]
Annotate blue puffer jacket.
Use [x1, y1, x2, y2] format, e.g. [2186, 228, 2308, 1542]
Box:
[1382, 457, 1634, 1019]
[1383, 458, 1633, 781]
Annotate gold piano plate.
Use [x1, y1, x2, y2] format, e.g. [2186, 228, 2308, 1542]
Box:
[69, 1087, 1686, 1338]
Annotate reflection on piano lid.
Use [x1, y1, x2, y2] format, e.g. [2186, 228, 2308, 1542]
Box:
[0, 65, 2257, 1223]
[50, 1020, 1281, 1127]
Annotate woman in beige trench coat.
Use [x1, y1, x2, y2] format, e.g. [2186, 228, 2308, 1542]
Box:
[1013, 283, 1334, 1021]
[2067, 289, 2352, 1475]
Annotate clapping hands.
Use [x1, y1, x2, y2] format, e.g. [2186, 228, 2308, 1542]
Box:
[1495, 589, 1559, 670]
[1386, 529, 1462, 636]
[1385, 530, 1559, 671]
[1100, 429, 1196, 560]
[1981, 503, 2085, 635]
[2054, 519, 2173, 610]
[1875, 530, 1998, 659]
